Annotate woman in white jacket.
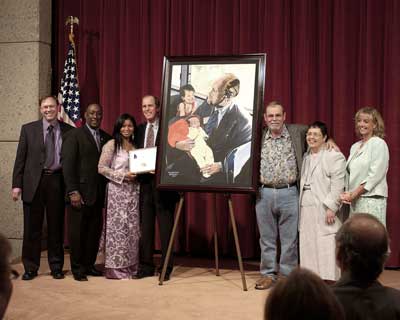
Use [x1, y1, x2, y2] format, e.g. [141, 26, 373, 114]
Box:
[340, 107, 389, 226]
[299, 121, 346, 281]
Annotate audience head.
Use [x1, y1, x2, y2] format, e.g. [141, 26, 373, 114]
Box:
[335, 213, 389, 283]
[0, 234, 12, 319]
[84, 103, 103, 129]
[264, 101, 286, 134]
[141, 95, 160, 123]
[264, 268, 344, 320]
[354, 107, 385, 139]
[112, 113, 137, 151]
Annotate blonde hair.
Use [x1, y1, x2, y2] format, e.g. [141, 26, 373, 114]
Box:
[355, 107, 385, 138]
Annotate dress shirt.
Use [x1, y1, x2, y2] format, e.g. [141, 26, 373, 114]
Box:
[86, 124, 101, 150]
[259, 124, 298, 185]
[144, 118, 159, 147]
[215, 102, 232, 126]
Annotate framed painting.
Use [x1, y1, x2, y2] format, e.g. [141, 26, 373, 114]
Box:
[156, 54, 266, 193]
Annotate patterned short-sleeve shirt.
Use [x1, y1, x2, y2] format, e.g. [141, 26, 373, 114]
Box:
[259, 125, 298, 185]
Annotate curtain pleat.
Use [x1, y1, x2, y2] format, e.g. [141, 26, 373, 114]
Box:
[54, 0, 400, 266]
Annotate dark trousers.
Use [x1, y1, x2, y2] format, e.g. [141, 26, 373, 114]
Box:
[139, 179, 176, 273]
[68, 202, 103, 275]
[22, 173, 65, 273]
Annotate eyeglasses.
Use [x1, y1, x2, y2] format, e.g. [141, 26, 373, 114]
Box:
[306, 132, 323, 138]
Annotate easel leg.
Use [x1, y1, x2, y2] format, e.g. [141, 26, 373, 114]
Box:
[159, 195, 184, 285]
[228, 197, 248, 291]
[213, 209, 220, 276]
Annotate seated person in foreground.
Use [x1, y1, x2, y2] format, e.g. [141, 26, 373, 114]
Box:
[264, 267, 344, 320]
[333, 213, 400, 319]
[0, 233, 13, 320]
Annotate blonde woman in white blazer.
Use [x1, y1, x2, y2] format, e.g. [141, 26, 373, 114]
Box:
[299, 121, 346, 281]
[340, 107, 389, 226]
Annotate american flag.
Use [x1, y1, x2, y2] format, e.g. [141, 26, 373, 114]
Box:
[58, 39, 82, 127]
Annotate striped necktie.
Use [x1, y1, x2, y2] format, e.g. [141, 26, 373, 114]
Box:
[145, 124, 154, 148]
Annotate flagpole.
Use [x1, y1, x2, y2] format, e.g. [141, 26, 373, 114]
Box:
[65, 16, 79, 82]
[58, 16, 82, 127]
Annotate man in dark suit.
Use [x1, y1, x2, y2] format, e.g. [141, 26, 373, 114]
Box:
[12, 95, 74, 280]
[136, 95, 178, 281]
[333, 213, 400, 319]
[61, 103, 111, 281]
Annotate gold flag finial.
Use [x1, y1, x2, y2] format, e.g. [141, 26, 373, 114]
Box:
[65, 16, 79, 37]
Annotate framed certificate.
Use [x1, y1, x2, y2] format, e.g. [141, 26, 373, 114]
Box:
[129, 147, 157, 174]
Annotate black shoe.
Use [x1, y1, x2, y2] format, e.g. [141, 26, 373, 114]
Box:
[51, 270, 65, 279]
[86, 267, 102, 277]
[22, 271, 38, 281]
[73, 273, 88, 281]
[137, 269, 155, 279]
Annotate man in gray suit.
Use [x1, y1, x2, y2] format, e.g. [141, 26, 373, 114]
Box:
[333, 213, 400, 319]
[12, 95, 73, 280]
[255, 101, 307, 290]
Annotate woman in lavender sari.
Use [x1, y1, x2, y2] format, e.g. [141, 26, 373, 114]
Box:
[98, 114, 140, 279]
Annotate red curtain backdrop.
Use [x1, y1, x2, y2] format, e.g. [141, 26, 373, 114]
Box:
[54, 0, 400, 266]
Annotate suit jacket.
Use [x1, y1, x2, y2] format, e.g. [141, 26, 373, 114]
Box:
[206, 104, 251, 163]
[61, 125, 111, 206]
[299, 148, 346, 235]
[346, 136, 389, 197]
[12, 119, 74, 203]
[333, 273, 400, 320]
[260, 123, 308, 180]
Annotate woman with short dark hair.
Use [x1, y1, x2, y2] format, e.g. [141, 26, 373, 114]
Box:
[299, 121, 346, 281]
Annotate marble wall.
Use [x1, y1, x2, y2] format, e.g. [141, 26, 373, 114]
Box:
[0, 0, 52, 260]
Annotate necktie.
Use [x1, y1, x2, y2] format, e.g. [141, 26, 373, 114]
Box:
[94, 130, 101, 151]
[204, 109, 219, 135]
[44, 125, 55, 168]
[145, 124, 155, 148]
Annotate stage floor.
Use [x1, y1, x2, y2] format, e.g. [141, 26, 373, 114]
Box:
[5, 252, 400, 320]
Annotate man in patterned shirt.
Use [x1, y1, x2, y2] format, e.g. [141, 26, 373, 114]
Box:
[255, 101, 308, 290]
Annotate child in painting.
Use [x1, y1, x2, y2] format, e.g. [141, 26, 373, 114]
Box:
[177, 84, 197, 117]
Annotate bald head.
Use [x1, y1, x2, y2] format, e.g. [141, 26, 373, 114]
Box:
[207, 73, 240, 106]
[335, 213, 389, 282]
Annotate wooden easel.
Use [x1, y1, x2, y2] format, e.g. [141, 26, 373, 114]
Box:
[158, 193, 248, 291]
